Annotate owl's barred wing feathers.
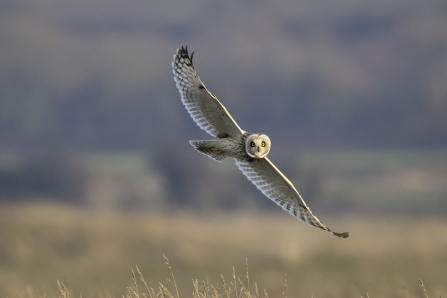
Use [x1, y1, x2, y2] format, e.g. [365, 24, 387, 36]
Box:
[172, 46, 244, 138]
[235, 158, 349, 238]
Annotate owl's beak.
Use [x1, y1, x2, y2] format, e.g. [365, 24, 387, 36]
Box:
[254, 148, 262, 159]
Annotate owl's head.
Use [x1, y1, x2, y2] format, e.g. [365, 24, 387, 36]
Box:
[245, 134, 271, 159]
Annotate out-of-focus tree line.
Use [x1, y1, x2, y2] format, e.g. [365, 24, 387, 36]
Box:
[0, 0, 446, 212]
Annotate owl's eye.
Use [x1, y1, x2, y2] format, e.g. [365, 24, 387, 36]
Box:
[250, 141, 255, 147]
[261, 141, 266, 147]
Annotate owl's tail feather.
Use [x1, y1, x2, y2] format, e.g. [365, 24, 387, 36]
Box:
[189, 140, 228, 162]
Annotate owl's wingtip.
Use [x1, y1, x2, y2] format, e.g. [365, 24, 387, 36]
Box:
[176, 44, 194, 68]
[333, 231, 349, 238]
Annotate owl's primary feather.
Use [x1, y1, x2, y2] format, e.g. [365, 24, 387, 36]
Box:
[172, 45, 349, 238]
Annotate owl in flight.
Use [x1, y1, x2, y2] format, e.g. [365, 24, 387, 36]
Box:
[172, 45, 348, 238]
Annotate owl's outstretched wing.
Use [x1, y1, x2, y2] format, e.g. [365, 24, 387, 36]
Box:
[172, 46, 244, 138]
[235, 157, 349, 238]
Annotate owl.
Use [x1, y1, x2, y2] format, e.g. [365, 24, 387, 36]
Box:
[172, 45, 348, 238]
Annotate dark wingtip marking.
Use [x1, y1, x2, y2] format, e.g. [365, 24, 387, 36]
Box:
[178, 44, 194, 68]
[333, 231, 349, 238]
[198, 85, 205, 89]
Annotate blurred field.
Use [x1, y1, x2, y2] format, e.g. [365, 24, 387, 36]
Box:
[1, 204, 446, 297]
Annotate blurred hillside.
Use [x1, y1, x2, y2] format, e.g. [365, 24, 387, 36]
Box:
[1, 0, 447, 150]
[0, 0, 446, 210]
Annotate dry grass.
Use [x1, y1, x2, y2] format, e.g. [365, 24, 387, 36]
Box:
[122, 257, 268, 298]
[54, 259, 435, 298]
[1, 203, 446, 297]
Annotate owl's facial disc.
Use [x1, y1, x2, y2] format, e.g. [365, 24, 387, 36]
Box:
[245, 134, 271, 159]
